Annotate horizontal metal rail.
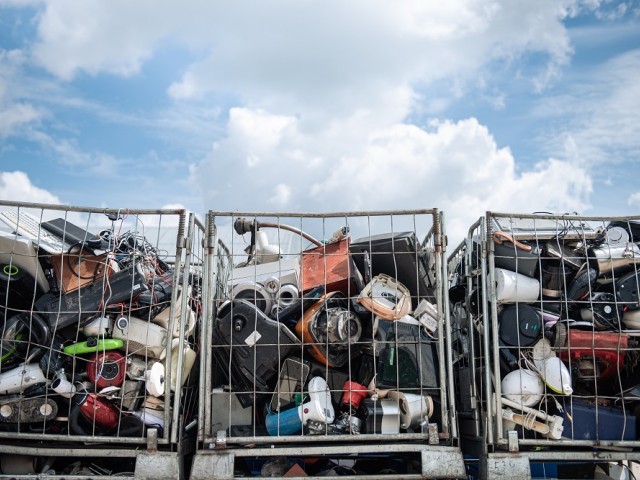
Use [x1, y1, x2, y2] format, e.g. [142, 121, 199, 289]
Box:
[0, 444, 144, 457]
[205, 432, 435, 445]
[208, 209, 437, 218]
[203, 443, 461, 457]
[0, 199, 184, 216]
[488, 211, 640, 222]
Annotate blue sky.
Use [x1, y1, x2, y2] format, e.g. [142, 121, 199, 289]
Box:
[0, 0, 639, 240]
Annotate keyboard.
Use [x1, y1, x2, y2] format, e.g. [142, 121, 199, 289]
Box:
[0, 210, 71, 254]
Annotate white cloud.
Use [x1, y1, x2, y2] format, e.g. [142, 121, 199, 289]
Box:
[22, 135, 124, 176]
[534, 48, 640, 169]
[126, 203, 187, 229]
[0, 171, 61, 204]
[25, 1, 592, 229]
[191, 111, 592, 243]
[228, 108, 296, 168]
[31, 1, 577, 120]
[270, 184, 291, 206]
[0, 103, 41, 137]
[32, 0, 171, 80]
[10, 0, 626, 231]
[0, 50, 44, 137]
[164, 0, 577, 119]
[628, 192, 640, 208]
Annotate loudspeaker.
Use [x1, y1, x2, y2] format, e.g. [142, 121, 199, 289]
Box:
[212, 300, 300, 408]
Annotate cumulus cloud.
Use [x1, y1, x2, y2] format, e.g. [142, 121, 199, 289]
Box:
[165, 0, 576, 118]
[15, 0, 628, 230]
[32, 0, 172, 80]
[190, 111, 592, 242]
[31, 1, 576, 118]
[0, 170, 61, 204]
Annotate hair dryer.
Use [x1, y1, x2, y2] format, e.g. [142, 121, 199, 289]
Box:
[265, 376, 334, 436]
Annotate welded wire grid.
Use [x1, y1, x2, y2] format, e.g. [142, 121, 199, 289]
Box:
[474, 212, 640, 451]
[204, 209, 456, 447]
[0, 201, 199, 459]
[446, 217, 492, 448]
[171, 213, 206, 447]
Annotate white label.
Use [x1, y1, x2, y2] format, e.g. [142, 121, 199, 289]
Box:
[244, 330, 261, 346]
[419, 313, 438, 333]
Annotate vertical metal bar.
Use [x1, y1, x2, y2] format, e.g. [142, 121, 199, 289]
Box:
[433, 209, 450, 436]
[202, 213, 218, 441]
[197, 213, 210, 442]
[462, 221, 479, 434]
[480, 215, 495, 446]
[170, 213, 196, 444]
[440, 211, 458, 440]
[196, 214, 208, 444]
[165, 210, 186, 442]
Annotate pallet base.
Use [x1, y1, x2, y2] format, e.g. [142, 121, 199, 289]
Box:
[191, 443, 466, 479]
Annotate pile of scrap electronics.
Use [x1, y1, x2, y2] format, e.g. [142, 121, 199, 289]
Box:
[452, 215, 640, 445]
[0, 209, 200, 449]
[210, 215, 443, 440]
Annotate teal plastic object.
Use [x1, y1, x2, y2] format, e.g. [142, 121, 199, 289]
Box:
[265, 406, 302, 436]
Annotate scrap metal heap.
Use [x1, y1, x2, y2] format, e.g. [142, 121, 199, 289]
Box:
[448, 214, 640, 479]
[211, 215, 442, 440]
[0, 208, 202, 476]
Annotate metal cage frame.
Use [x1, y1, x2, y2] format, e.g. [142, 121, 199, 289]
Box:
[448, 212, 640, 479]
[192, 209, 465, 479]
[0, 201, 205, 479]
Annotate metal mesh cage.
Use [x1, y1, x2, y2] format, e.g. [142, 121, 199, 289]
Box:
[0, 201, 204, 478]
[448, 212, 640, 477]
[192, 209, 465, 479]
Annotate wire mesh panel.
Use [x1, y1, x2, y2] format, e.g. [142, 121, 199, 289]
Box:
[448, 212, 640, 479]
[447, 217, 489, 457]
[193, 209, 465, 479]
[0, 201, 203, 478]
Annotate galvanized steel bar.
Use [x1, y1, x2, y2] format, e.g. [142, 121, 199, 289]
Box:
[202, 213, 219, 441]
[431, 209, 449, 437]
[460, 217, 485, 444]
[221, 443, 463, 456]
[485, 212, 504, 443]
[488, 211, 640, 222]
[0, 431, 157, 444]
[0, 444, 142, 457]
[163, 210, 186, 441]
[0, 199, 184, 216]
[440, 211, 458, 440]
[197, 213, 213, 442]
[208, 209, 437, 218]
[519, 450, 640, 461]
[169, 213, 196, 443]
